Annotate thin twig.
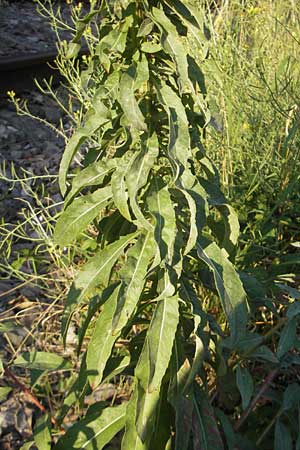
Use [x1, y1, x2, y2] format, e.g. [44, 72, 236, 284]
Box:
[4, 367, 61, 430]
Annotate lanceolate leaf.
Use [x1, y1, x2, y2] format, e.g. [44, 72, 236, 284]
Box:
[62, 232, 139, 340]
[236, 366, 254, 410]
[86, 284, 122, 388]
[64, 161, 114, 206]
[192, 385, 224, 450]
[122, 389, 147, 450]
[54, 186, 112, 247]
[54, 403, 127, 450]
[147, 180, 177, 267]
[147, 296, 180, 392]
[277, 317, 297, 359]
[59, 96, 110, 196]
[151, 7, 190, 92]
[119, 65, 147, 131]
[196, 238, 247, 342]
[165, 0, 208, 58]
[157, 82, 191, 176]
[112, 232, 156, 334]
[126, 133, 158, 231]
[111, 154, 136, 221]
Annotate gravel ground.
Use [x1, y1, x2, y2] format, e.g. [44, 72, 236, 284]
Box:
[0, 1, 75, 58]
[0, 3, 79, 448]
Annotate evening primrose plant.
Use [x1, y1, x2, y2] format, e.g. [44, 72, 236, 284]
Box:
[50, 1, 249, 448]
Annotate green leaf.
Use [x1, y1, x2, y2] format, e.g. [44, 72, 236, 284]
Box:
[122, 389, 147, 450]
[59, 95, 110, 196]
[119, 65, 147, 131]
[216, 204, 240, 256]
[165, 0, 208, 59]
[274, 420, 293, 450]
[126, 133, 158, 231]
[137, 18, 154, 37]
[64, 161, 114, 206]
[147, 180, 177, 268]
[282, 383, 300, 411]
[86, 284, 122, 388]
[277, 317, 297, 358]
[196, 238, 247, 342]
[20, 442, 34, 450]
[192, 385, 224, 450]
[33, 414, 51, 450]
[78, 283, 119, 353]
[54, 403, 126, 450]
[157, 82, 191, 176]
[54, 186, 112, 247]
[132, 296, 179, 443]
[151, 7, 190, 92]
[236, 366, 254, 410]
[287, 301, 300, 319]
[0, 386, 12, 401]
[62, 232, 138, 340]
[112, 233, 156, 334]
[111, 154, 136, 222]
[14, 352, 70, 371]
[147, 296, 180, 392]
[249, 345, 278, 363]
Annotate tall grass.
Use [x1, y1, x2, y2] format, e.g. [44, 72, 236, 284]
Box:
[200, 0, 300, 276]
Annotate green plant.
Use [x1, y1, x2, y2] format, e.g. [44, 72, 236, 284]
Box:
[2, 2, 300, 450]
[49, 0, 250, 448]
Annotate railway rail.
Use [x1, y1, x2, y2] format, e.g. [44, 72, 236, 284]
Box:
[0, 48, 87, 100]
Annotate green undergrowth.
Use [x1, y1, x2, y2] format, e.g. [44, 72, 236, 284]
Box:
[0, 1, 299, 450]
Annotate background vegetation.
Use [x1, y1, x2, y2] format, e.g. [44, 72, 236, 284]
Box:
[0, 1, 300, 449]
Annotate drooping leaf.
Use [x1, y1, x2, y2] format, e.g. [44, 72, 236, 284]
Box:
[119, 65, 147, 131]
[64, 161, 114, 206]
[62, 232, 139, 340]
[54, 403, 126, 450]
[147, 180, 177, 268]
[274, 420, 293, 450]
[125, 133, 158, 231]
[277, 317, 297, 358]
[282, 383, 300, 411]
[54, 186, 112, 247]
[14, 352, 70, 371]
[112, 233, 156, 334]
[157, 82, 191, 176]
[86, 284, 122, 388]
[197, 238, 247, 342]
[151, 7, 190, 92]
[192, 385, 224, 450]
[111, 154, 137, 222]
[122, 389, 147, 450]
[147, 296, 180, 392]
[59, 94, 110, 196]
[236, 366, 254, 410]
